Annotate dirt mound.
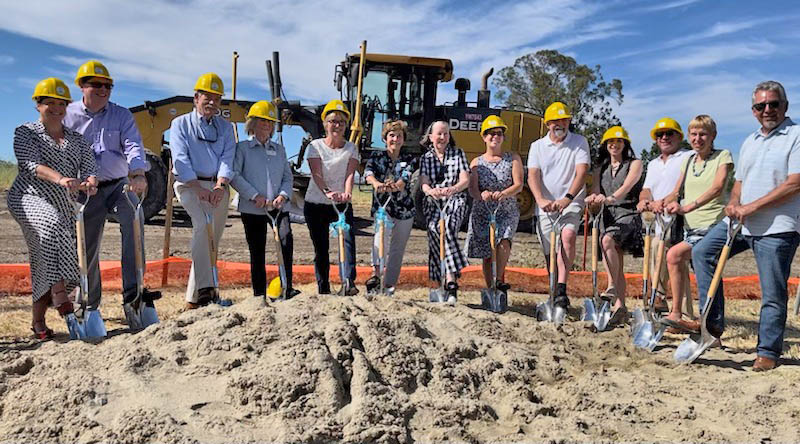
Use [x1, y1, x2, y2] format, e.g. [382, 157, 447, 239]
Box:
[1, 295, 798, 443]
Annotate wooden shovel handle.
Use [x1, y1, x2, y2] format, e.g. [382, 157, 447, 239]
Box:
[76, 217, 87, 275]
[378, 223, 385, 259]
[338, 229, 346, 264]
[643, 234, 651, 279]
[439, 217, 445, 261]
[707, 245, 731, 300]
[549, 231, 557, 275]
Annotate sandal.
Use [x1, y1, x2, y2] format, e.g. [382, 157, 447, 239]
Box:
[31, 321, 54, 340]
[607, 305, 628, 327]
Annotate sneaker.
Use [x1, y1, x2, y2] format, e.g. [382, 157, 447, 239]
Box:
[497, 282, 511, 292]
[344, 283, 359, 296]
[197, 287, 216, 306]
[554, 294, 570, 309]
[445, 282, 458, 305]
[365, 275, 380, 293]
[447, 295, 457, 306]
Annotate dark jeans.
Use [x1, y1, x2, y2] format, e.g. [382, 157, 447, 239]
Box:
[692, 220, 799, 360]
[241, 211, 293, 296]
[304, 201, 356, 293]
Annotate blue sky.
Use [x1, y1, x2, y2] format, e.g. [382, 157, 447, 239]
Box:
[1, 0, 799, 163]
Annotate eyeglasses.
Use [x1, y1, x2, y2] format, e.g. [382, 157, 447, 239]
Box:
[86, 81, 113, 90]
[752, 100, 783, 112]
[198, 119, 219, 143]
[655, 130, 676, 139]
[486, 130, 505, 138]
[325, 119, 347, 126]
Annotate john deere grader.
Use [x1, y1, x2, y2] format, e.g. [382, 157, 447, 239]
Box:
[129, 45, 545, 229]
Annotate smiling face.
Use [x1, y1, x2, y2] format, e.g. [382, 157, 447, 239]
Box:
[80, 76, 112, 111]
[546, 118, 570, 142]
[253, 118, 275, 143]
[429, 121, 450, 150]
[323, 111, 348, 139]
[654, 129, 681, 155]
[752, 89, 787, 132]
[482, 128, 505, 150]
[36, 97, 68, 125]
[194, 90, 221, 119]
[605, 138, 625, 159]
[688, 126, 715, 153]
[384, 129, 405, 152]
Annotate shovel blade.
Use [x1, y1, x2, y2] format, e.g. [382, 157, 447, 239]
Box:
[594, 301, 613, 332]
[85, 310, 107, 338]
[429, 289, 447, 303]
[536, 301, 553, 322]
[481, 289, 507, 313]
[123, 303, 144, 331]
[630, 308, 646, 338]
[141, 305, 159, 327]
[66, 313, 88, 340]
[581, 298, 598, 322]
[674, 334, 713, 363]
[632, 320, 654, 348]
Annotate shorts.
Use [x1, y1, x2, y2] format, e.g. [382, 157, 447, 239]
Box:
[536, 203, 583, 252]
[684, 225, 713, 247]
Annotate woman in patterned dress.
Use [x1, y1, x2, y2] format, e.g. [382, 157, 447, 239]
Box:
[585, 126, 643, 322]
[466, 116, 523, 291]
[419, 121, 470, 304]
[364, 120, 418, 293]
[7, 78, 98, 339]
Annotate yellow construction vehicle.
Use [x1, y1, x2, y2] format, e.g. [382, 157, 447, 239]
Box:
[129, 49, 544, 229]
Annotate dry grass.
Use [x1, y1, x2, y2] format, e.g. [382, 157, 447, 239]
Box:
[0, 161, 16, 191]
[2, 284, 799, 361]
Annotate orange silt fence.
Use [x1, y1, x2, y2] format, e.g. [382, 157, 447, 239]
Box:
[0, 257, 792, 300]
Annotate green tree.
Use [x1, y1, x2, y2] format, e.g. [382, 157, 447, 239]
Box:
[493, 49, 623, 160]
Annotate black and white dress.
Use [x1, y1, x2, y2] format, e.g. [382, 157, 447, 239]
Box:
[466, 152, 520, 258]
[7, 121, 97, 301]
[420, 145, 469, 282]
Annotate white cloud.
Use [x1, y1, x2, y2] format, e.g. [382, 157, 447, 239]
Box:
[655, 40, 777, 71]
[638, 0, 703, 12]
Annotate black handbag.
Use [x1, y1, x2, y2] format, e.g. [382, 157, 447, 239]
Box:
[668, 153, 695, 245]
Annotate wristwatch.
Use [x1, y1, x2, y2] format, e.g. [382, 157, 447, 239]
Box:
[322, 187, 331, 194]
[565, 193, 575, 201]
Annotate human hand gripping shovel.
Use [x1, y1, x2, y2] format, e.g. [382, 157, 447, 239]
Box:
[581, 203, 615, 331]
[631, 211, 656, 338]
[370, 191, 393, 296]
[329, 201, 353, 296]
[428, 196, 451, 304]
[633, 213, 674, 351]
[536, 211, 567, 325]
[265, 206, 289, 302]
[122, 185, 160, 330]
[202, 203, 232, 307]
[481, 203, 507, 313]
[674, 218, 741, 363]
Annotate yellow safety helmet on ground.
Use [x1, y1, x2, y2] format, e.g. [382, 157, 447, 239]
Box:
[194, 72, 224, 96]
[32, 77, 71, 102]
[650, 117, 683, 140]
[601, 125, 631, 145]
[544, 102, 572, 123]
[480, 115, 508, 136]
[321, 99, 351, 122]
[75, 60, 113, 86]
[247, 100, 280, 122]
[267, 277, 282, 299]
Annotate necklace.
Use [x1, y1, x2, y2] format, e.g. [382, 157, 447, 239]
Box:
[691, 152, 712, 177]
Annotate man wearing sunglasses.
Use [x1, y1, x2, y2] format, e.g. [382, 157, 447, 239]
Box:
[63, 59, 152, 331]
[692, 81, 800, 371]
[169, 72, 235, 309]
[636, 117, 692, 312]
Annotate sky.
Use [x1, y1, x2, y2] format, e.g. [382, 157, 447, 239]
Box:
[1, 0, 799, 163]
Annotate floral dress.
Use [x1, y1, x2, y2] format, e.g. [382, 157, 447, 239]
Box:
[364, 149, 418, 220]
[467, 152, 520, 258]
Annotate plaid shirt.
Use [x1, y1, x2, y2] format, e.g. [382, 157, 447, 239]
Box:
[420, 145, 468, 190]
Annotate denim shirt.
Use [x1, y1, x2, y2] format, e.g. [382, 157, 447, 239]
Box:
[230, 136, 293, 215]
[169, 110, 236, 182]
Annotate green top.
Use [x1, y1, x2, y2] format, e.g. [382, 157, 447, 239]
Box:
[681, 149, 733, 229]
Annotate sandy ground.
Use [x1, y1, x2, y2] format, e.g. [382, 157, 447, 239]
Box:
[0, 285, 799, 443]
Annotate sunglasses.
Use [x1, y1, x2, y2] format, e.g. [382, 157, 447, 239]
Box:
[325, 119, 347, 126]
[655, 130, 677, 139]
[486, 130, 505, 137]
[86, 81, 113, 90]
[752, 100, 782, 112]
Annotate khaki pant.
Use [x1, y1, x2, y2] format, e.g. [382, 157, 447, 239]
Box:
[175, 181, 229, 303]
[649, 238, 693, 317]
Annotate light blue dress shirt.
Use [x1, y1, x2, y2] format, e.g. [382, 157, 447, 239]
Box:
[230, 136, 293, 215]
[169, 110, 236, 182]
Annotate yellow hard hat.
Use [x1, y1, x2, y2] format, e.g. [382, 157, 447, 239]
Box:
[194, 72, 224, 96]
[247, 100, 279, 122]
[650, 117, 683, 140]
[75, 60, 113, 86]
[32, 77, 71, 102]
[480, 115, 508, 135]
[321, 99, 350, 122]
[267, 276, 282, 299]
[544, 102, 572, 123]
[601, 126, 631, 145]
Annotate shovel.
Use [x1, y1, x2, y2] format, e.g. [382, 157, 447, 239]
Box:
[122, 185, 159, 330]
[329, 201, 353, 296]
[674, 218, 741, 363]
[581, 203, 613, 330]
[631, 211, 656, 338]
[633, 213, 674, 351]
[370, 192, 393, 296]
[481, 204, 507, 313]
[202, 204, 232, 307]
[536, 211, 567, 325]
[428, 196, 451, 303]
[266, 207, 289, 301]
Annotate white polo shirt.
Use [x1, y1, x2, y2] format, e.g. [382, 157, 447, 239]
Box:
[642, 150, 692, 200]
[527, 131, 590, 215]
[736, 117, 800, 236]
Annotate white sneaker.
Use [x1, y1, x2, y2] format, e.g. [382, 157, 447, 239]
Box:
[447, 295, 457, 306]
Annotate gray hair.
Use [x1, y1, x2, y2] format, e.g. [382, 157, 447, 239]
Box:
[752, 81, 788, 104]
[244, 116, 274, 136]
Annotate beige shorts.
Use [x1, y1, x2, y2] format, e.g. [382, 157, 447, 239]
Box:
[536, 203, 583, 251]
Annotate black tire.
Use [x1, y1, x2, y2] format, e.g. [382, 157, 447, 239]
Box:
[411, 170, 426, 229]
[142, 149, 167, 221]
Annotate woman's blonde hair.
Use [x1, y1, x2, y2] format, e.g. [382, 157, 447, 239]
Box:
[244, 116, 274, 137]
[687, 114, 717, 137]
[381, 119, 408, 141]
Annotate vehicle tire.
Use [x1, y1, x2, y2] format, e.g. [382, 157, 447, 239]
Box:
[410, 170, 426, 229]
[142, 149, 167, 221]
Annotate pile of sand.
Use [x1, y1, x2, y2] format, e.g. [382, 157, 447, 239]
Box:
[1, 294, 798, 443]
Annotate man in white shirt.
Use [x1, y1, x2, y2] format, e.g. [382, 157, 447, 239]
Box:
[527, 102, 590, 308]
[636, 117, 692, 311]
